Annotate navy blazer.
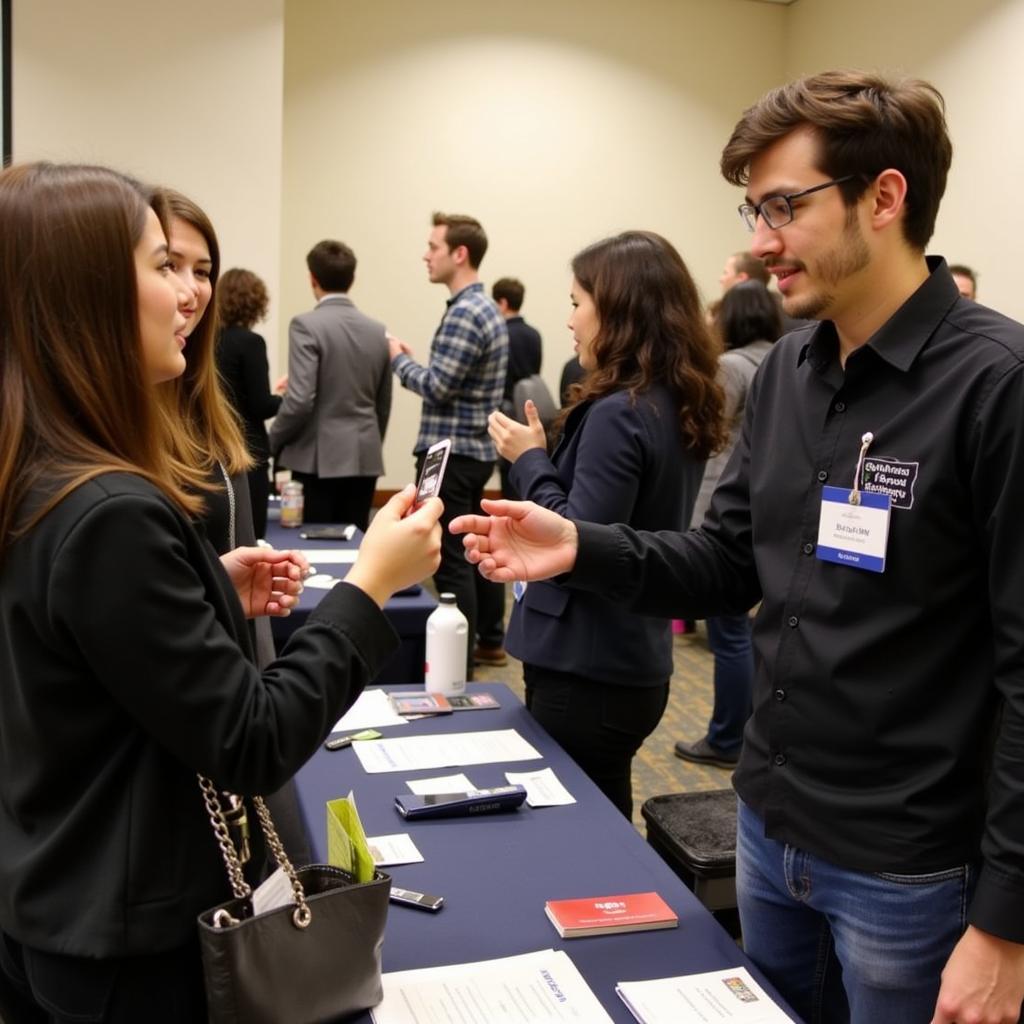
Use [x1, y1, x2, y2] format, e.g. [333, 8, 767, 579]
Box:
[506, 385, 702, 686]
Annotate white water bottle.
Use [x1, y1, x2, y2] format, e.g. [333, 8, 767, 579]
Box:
[424, 593, 468, 696]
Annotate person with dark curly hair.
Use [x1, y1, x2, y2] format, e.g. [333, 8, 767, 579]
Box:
[216, 267, 282, 537]
[487, 230, 726, 818]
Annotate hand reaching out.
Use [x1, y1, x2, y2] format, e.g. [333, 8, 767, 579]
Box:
[449, 499, 578, 583]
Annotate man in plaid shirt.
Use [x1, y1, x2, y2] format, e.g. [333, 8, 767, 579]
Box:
[389, 212, 508, 679]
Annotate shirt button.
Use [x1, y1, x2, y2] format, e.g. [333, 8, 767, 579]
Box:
[774, 753, 787, 766]
[787, 615, 799, 628]
[834, 401, 846, 413]
[802, 542, 814, 555]
[817, 470, 828, 483]
[774, 688, 786, 702]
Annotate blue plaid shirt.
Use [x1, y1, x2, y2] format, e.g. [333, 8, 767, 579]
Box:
[393, 283, 509, 461]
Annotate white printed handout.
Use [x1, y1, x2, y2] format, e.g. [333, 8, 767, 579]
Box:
[352, 729, 542, 774]
[616, 967, 795, 1023]
[251, 867, 295, 917]
[505, 767, 576, 807]
[365, 833, 424, 866]
[406, 773, 476, 795]
[331, 689, 408, 732]
[370, 949, 614, 1024]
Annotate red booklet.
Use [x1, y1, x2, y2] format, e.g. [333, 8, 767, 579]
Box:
[544, 891, 678, 938]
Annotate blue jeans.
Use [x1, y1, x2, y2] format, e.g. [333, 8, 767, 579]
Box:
[736, 800, 974, 1024]
[705, 614, 753, 754]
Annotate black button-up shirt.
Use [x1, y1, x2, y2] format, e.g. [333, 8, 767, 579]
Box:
[570, 259, 1024, 942]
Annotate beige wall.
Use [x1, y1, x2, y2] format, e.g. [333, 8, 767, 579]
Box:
[12, 0, 286, 347]
[785, 0, 1023, 321]
[281, 0, 788, 488]
[14, 0, 1023, 490]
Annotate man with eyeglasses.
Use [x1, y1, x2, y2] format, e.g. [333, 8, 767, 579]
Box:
[452, 70, 1024, 1024]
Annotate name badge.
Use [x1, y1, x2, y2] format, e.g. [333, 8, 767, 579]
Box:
[816, 485, 891, 573]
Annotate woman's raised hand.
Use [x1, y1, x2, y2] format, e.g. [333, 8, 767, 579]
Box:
[488, 400, 547, 463]
[344, 485, 443, 607]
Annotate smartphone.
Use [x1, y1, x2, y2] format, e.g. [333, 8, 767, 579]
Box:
[389, 886, 444, 912]
[394, 786, 527, 820]
[299, 525, 357, 541]
[413, 438, 452, 509]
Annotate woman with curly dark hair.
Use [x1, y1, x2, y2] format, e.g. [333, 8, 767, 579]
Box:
[488, 230, 726, 817]
[216, 267, 283, 537]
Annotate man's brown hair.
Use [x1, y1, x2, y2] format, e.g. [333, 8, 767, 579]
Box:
[432, 212, 488, 268]
[721, 70, 952, 251]
[731, 251, 770, 285]
[492, 277, 525, 311]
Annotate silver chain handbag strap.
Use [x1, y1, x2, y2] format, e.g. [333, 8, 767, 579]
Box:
[198, 775, 312, 930]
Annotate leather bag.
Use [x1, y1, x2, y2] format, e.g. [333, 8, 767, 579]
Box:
[196, 778, 389, 1024]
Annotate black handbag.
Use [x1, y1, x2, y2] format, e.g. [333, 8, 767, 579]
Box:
[196, 776, 390, 1024]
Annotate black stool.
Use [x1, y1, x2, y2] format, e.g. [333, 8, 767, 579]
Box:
[641, 789, 738, 933]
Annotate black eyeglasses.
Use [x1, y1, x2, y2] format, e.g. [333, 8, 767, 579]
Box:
[738, 175, 855, 232]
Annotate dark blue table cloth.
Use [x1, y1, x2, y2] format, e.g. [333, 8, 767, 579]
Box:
[263, 519, 436, 684]
[293, 683, 796, 1023]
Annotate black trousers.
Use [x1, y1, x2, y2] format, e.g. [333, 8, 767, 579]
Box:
[417, 453, 494, 680]
[290, 471, 376, 532]
[0, 932, 206, 1023]
[523, 664, 669, 819]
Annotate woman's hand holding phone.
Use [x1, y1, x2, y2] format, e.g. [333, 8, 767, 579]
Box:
[345, 486, 443, 608]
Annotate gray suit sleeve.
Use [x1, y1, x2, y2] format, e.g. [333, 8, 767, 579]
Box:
[268, 318, 319, 455]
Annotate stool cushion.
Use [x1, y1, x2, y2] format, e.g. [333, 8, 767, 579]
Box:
[641, 789, 737, 878]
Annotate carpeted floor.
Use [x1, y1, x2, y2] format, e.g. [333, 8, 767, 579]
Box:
[471, 597, 732, 832]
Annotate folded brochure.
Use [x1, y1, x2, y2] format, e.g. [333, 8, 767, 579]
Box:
[545, 891, 678, 938]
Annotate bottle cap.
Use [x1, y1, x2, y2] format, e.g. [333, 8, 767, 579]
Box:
[438, 593, 456, 604]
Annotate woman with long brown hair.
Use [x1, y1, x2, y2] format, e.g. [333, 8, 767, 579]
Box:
[0, 162, 441, 1022]
[153, 188, 254, 554]
[153, 189, 320, 862]
[488, 230, 725, 817]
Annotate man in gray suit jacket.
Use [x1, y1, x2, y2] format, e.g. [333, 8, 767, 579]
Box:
[269, 240, 391, 530]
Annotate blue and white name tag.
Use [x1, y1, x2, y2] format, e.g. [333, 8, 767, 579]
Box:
[816, 485, 891, 573]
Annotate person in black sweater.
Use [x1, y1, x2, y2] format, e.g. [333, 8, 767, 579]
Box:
[0, 162, 442, 1023]
[216, 268, 283, 538]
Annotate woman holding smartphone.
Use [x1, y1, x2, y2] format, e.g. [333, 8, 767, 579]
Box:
[0, 162, 442, 1022]
[488, 231, 725, 817]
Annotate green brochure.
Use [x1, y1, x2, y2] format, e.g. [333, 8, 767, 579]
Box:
[326, 791, 375, 882]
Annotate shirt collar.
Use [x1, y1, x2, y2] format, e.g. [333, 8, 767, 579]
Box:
[799, 256, 959, 373]
[446, 282, 483, 307]
[317, 292, 352, 306]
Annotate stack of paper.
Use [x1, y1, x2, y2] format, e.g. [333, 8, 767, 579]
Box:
[616, 967, 795, 1023]
[370, 949, 614, 1024]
